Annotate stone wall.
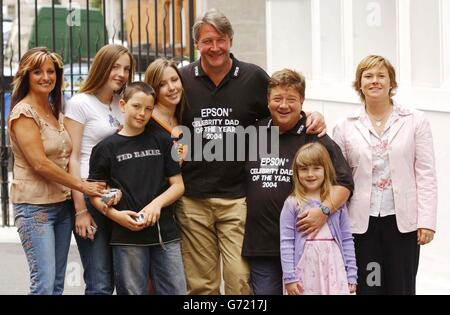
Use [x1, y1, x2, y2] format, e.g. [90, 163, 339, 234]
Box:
[199, 0, 267, 70]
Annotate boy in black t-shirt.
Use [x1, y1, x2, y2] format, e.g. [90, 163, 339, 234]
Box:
[88, 82, 186, 295]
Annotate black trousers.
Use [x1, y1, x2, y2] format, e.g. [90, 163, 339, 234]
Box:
[247, 256, 283, 295]
[354, 215, 420, 295]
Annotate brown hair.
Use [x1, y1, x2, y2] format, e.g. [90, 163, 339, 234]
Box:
[79, 44, 135, 95]
[291, 142, 336, 205]
[11, 47, 64, 117]
[144, 58, 188, 122]
[268, 68, 306, 100]
[122, 81, 155, 103]
[353, 55, 398, 102]
[192, 9, 234, 43]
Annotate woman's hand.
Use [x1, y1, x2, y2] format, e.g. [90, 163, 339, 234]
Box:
[417, 228, 435, 245]
[81, 181, 107, 197]
[305, 111, 327, 137]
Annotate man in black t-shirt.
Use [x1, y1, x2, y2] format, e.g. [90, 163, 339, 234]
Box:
[177, 10, 326, 295]
[242, 69, 354, 295]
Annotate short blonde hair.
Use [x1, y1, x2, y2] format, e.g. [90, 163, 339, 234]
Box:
[353, 55, 398, 102]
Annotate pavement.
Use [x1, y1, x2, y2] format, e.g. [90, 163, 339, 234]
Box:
[1, 226, 450, 295]
[0, 227, 85, 295]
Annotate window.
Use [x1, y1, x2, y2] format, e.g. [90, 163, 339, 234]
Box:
[266, 0, 450, 111]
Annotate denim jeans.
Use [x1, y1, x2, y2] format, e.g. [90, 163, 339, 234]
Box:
[74, 198, 114, 295]
[113, 241, 187, 295]
[14, 200, 74, 295]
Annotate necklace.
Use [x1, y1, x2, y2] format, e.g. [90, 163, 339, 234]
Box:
[368, 109, 392, 127]
[154, 108, 176, 127]
[373, 118, 384, 127]
[36, 105, 53, 118]
[95, 94, 113, 111]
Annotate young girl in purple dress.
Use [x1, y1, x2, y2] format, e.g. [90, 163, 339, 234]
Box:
[280, 142, 357, 295]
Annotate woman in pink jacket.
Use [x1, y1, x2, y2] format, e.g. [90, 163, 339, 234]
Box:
[333, 55, 437, 295]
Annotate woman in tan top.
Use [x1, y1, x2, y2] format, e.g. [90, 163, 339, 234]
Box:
[8, 47, 104, 295]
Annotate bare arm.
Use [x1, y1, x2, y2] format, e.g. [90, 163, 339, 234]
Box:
[65, 117, 105, 239]
[297, 185, 350, 235]
[90, 196, 144, 231]
[11, 116, 103, 196]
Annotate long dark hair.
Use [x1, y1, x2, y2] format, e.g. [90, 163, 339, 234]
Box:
[11, 47, 64, 117]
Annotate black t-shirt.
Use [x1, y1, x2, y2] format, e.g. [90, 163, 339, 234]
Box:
[242, 115, 354, 257]
[179, 55, 270, 198]
[89, 128, 181, 245]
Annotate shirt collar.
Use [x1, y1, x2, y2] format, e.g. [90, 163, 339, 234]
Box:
[350, 101, 413, 119]
[193, 53, 240, 79]
[266, 112, 307, 135]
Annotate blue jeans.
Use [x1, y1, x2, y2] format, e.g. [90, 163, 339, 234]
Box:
[74, 198, 114, 295]
[113, 241, 187, 295]
[14, 200, 74, 295]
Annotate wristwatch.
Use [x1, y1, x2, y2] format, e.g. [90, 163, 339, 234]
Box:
[319, 204, 330, 216]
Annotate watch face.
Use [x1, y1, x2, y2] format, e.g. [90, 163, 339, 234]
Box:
[321, 205, 330, 215]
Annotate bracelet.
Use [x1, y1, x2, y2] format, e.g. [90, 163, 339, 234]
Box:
[75, 209, 88, 217]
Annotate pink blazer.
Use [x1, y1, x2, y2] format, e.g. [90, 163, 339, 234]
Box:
[333, 105, 437, 234]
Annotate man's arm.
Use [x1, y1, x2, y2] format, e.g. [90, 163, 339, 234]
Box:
[296, 186, 350, 235]
[304, 111, 327, 137]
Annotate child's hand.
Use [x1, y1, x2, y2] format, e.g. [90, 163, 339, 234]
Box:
[113, 210, 146, 231]
[141, 203, 162, 227]
[285, 282, 304, 295]
[348, 283, 357, 294]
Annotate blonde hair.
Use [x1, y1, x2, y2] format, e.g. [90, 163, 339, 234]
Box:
[291, 142, 336, 205]
[79, 44, 135, 95]
[11, 47, 64, 117]
[144, 58, 188, 122]
[353, 55, 398, 102]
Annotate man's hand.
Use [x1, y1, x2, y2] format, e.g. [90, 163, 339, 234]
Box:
[296, 207, 327, 235]
[305, 111, 327, 137]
